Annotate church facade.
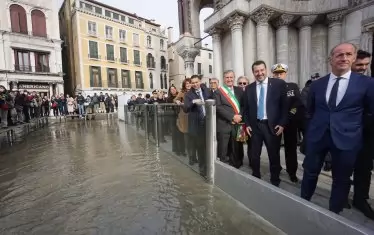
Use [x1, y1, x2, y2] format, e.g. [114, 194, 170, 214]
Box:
[176, 0, 374, 86]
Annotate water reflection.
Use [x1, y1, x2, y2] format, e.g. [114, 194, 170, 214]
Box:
[0, 121, 283, 235]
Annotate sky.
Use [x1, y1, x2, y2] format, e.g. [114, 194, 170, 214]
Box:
[58, 0, 213, 47]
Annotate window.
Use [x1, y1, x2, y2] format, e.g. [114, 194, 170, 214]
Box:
[160, 39, 164, 50]
[149, 73, 153, 89]
[121, 15, 126, 22]
[95, 7, 102, 14]
[120, 47, 128, 63]
[85, 3, 93, 11]
[146, 35, 152, 48]
[160, 74, 163, 89]
[128, 18, 134, 24]
[31, 10, 47, 37]
[164, 74, 168, 90]
[121, 70, 131, 88]
[106, 44, 114, 61]
[105, 10, 111, 17]
[197, 63, 202, 74]
[119, 29, 126, 42]
[105, 26, 113, 39]
[113, 13, 119, 20]
[107, 68, 118, 88]
[209, 65, 213, 74]
[135, 71, 144, 89]
[146, 53, 155, 68]
[88, 21, 97, 36]
[35, 53, 49, 72]
[133, 50, 140, 65]
[89, 41, 98, 59]
[133, 33, 139, 47]
[161, 56, 166, 70]
[10, 4, 28, 34]
[152, 28, 157, 32]
[14, 50, 31, 71]
[209, 53, 212, 59]
[90, 66, 102, 87]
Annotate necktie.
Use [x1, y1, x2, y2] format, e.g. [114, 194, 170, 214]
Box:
[196, 90, 206, 118]
[328, 77, 342, 109]
[257, 83, 265, 119]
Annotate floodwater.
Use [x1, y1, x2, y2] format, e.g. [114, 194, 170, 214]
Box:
[0, 120, 283, 235]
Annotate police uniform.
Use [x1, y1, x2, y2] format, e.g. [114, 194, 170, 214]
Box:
[272, 64, 304, 182]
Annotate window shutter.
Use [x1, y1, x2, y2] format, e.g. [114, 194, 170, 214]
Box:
[90, 66, 94, 87]
[164, 74, 168, 90]
[10, 8, 20, 32]
[32, 10, 47, 37]
[98, 67, 102, 87]
[160, 74, 163, 89]
[18, 7, 28, 34]
[127, 71, 131, 88]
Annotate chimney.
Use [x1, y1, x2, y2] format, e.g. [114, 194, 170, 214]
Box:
[167, 27, 173, 44]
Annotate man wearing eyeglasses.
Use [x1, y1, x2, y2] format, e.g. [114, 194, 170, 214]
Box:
[272, 63, 303, 183]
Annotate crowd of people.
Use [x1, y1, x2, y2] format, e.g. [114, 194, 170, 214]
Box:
[0, 90, 118, 128]
[127, 43, 374, 220]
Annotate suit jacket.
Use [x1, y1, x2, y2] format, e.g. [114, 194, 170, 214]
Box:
[243, 78, 288, 134]
[183, 85, 213, 135]
[214, 86, 244, 133]
[306, 72, 374, 151]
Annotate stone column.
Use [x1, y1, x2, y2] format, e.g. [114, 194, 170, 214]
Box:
[49, 83, 53, 96]
[251, 7, 275, 70]
[228, 14, 245, 77]
[327, 11, 345, 54]
[360, 27, 374, 76]
[297, 15, 317, 86]
[180, 48, 200, 78]
[274, 14, 295, 65]
[209, 28, 223, 84]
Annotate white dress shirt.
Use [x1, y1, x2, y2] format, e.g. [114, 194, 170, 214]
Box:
[256, 77, 268, 120]
[325, 71, 351, 106]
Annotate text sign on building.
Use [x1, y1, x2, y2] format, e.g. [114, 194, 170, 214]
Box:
[18, 83, 50, 90]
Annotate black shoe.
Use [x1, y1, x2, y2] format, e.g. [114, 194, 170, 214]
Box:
[289, 175, 299, 183]
[323, 162, 332, 172]
[344, 201, 352, 209]
[353, 200, 374, 220]
[271, 180, 280, 187]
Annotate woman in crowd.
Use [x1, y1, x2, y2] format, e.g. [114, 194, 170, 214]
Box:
[67, 94, 75, 115]
[0, 85, 11, 128]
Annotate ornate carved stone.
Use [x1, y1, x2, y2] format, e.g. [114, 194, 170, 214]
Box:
[273, 14, 295, 28]
[228, 14, 245, 31]
[250, 7, 275, 24]
[209, 28, 222, 40]
[296, 15, 318, 28]
[214, 0, 224, 11]
[178, 47, 200, 62]
[348, 0, 365, 7]
[326, 11, 346, 24]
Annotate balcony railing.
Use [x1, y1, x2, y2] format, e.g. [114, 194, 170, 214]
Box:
[161, 64, 168, 71]
[88, 54, 101, 60]
[119, 38, 126, 43]
[106, 34, 113, 40]
[88, 31, 97, 37]
[147, 61, 156, 69]
[14, 64, 32, 72]
[35, 65, 50, 73]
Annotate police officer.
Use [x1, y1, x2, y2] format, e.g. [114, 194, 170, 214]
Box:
[271, 63, 304, 182]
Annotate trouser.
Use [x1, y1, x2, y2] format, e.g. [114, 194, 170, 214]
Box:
[78, 104, 85, 116]
[99, 102, 105, 112]
[217, 125, 244, 168]
[251, 121, 282, 185]
[23, 106, 30, 122]
[189, 123, 206, 175]
[283, 121, 299, 177]
[94, 104, 99, 113]
[353, 132, 374, 202]
[0, 109, 8, 127]
[301, 131, 358, 213]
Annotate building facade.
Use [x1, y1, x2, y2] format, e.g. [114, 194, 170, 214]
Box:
[175, 0, 374, 86]
[0, 0, 64, 96]
[59, 0, 169, 96]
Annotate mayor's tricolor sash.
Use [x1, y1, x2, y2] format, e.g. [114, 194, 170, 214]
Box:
[219, 85, 240, 114]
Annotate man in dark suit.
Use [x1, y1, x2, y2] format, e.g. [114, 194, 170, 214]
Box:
[184, 75, 213, 175]
[272, 63, 304, 183]
[350, 49, 374, 219]
[214, 70, 244, 168]
[301, 43, 374, 214]
[242, 60, 288, 186]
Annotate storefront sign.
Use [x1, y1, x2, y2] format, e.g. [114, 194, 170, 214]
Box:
[18, 83, 50, 90]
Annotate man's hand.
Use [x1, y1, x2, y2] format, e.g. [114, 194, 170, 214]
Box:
[192, 99, 201, 104]
[246, 126, 252, 137]
[175, 100, 182, 105]
[233, 115, 242, 124]
[275, 125, 284, 136]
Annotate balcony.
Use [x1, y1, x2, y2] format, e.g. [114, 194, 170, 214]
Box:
[106, 34, 113, 40]
[120, 59, 129, 64]
[88, 54, 101, 60]
[88, 31, 97, 37]
[133, 42, 140, 47]
[35, 65, 50, 73]
[133, 61, 142, 66]
[161, 64, 168, 72]
[14, 64, 32, 72]
[119, 38, 127, 44]
[147, 61, 156, 70]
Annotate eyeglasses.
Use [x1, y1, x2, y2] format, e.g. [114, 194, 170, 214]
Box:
[238, 82, 247, 85]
